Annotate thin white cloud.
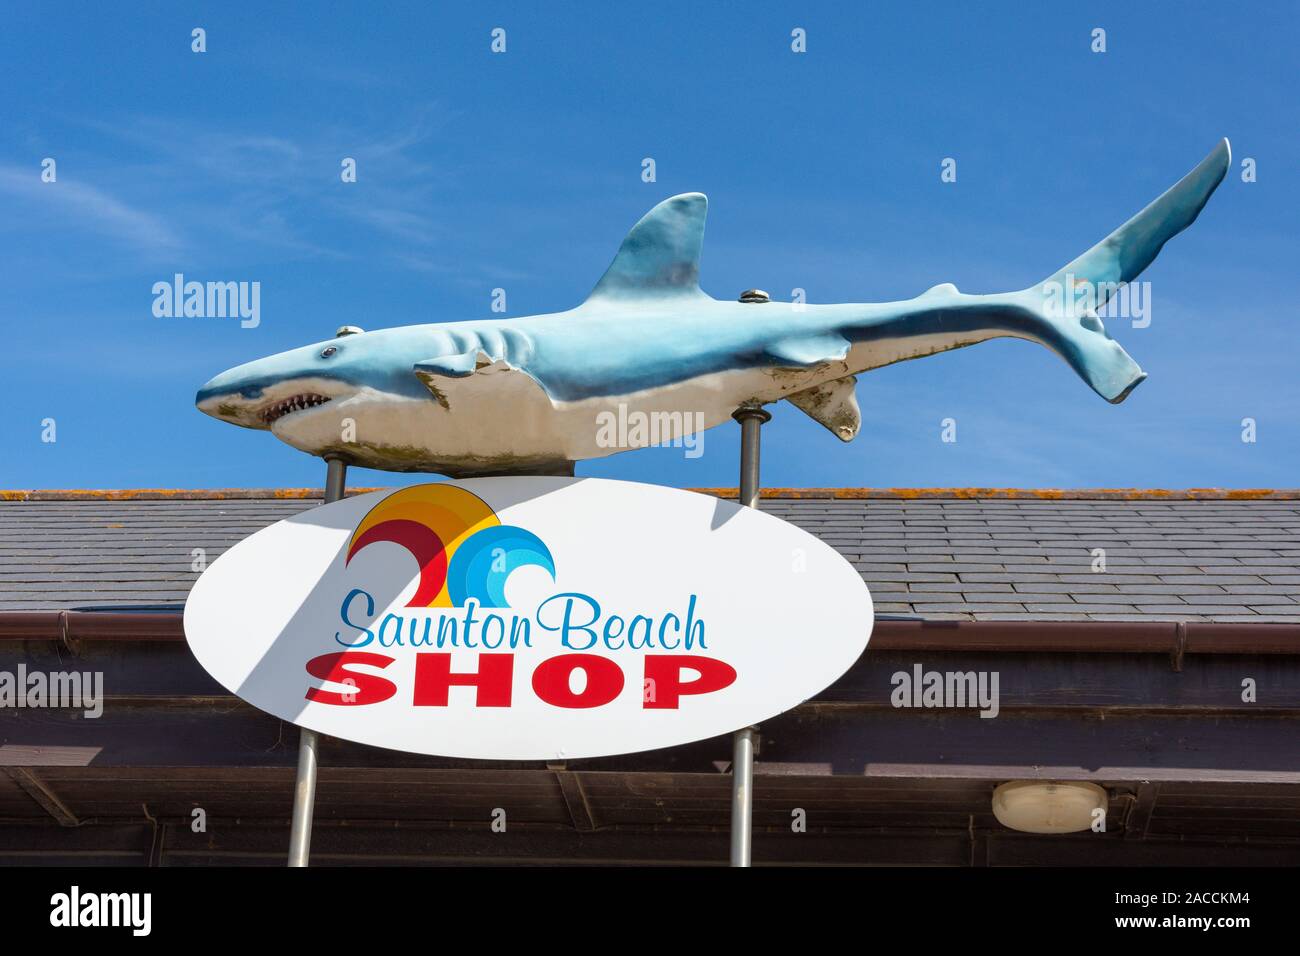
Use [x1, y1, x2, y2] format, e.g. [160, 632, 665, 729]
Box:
[0, 164, 182, 252]
[72, 112, 455, 269]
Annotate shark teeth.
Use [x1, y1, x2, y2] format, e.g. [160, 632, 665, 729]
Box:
[260, 393, 330, 425]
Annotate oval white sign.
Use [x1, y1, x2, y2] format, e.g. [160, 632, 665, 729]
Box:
[184, 478, 873, 760]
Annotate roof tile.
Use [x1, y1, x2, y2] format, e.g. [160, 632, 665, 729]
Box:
[3, 493, 1298, 622]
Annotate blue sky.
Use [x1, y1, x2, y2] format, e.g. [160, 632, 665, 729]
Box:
[2, 2, 1295, 490]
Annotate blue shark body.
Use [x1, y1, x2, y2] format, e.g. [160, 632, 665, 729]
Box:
[197, 141, 1230, 476]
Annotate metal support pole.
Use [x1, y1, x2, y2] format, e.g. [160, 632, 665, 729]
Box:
[730, 403, 770, 867]
[288, 454, 347, 867]
[730, 726, 758, 866]
[323, 454, 348, 503]
[735, 403, 769, 510]
[287, 727, 319, 868]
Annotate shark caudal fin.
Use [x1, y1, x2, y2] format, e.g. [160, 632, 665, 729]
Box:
[586, 193, 710, 301]
[1023, 139, 1230, 403]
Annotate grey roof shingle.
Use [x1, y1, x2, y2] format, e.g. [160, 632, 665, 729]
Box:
[2, 492, 1299, 622]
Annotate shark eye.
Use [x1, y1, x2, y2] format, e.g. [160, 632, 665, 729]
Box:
[320, 346, 338, 358]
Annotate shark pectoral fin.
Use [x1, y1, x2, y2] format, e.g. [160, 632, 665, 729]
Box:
[786, 375, 860, 442]
[412, 351, 490, 409]
[586, 193, 710, 302]
[413, 350, 487, 381]
[764, 332, 851, 368]
[413, 352, 560, 414]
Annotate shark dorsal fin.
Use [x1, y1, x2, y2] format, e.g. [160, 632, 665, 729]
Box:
[587, 193, 708, 301]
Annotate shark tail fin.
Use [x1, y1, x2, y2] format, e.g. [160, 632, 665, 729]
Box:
[1023, 139, 1230, 403]
[586, 193, 710, 302]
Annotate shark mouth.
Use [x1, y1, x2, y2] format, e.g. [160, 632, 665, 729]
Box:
[260, 393, 332, 425]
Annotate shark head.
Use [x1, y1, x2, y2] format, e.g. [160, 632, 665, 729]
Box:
[195, 329, 431, 455]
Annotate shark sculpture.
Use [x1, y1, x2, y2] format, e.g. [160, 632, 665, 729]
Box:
[197, 140, 1230, 476]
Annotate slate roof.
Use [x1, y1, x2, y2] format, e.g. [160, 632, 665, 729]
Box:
[2, 490, 1300, 623]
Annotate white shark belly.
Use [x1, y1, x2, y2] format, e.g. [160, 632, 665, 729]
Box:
[273, 327, 998, 474]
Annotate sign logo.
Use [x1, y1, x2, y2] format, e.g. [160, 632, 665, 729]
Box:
[185, 478, 873, 760]
[346, 485, 554, 608]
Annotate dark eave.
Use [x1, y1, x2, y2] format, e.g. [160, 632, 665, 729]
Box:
[2, 610, 1299, 657]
